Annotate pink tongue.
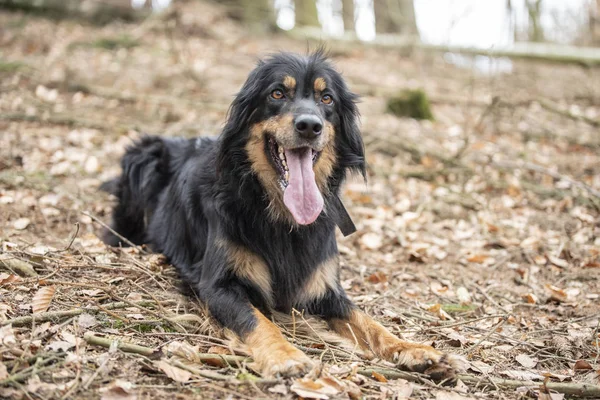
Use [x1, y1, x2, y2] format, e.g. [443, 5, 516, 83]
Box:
[283, 148, 324, 225]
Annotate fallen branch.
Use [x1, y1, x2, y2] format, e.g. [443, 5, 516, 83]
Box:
[82, 333, 600, 397]
[289, 27, 600, 65]
[2, 300, 175, 327]
[83, 333, 247, 365]
[83, 332, 162, 358]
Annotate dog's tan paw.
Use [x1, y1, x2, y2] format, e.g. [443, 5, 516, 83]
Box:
[256, 347, 313, 378]
[391, 344, 466, 382]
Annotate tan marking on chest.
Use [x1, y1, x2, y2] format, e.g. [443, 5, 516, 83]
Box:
[296, 256, 339, 304]
[220, 240, 272, 299]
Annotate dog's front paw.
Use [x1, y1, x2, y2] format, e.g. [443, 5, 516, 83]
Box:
[391, 343, 466, 382]
[254, 346, 313, 378]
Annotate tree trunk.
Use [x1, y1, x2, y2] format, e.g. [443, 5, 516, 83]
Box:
[526, 0, 544, 42]
[374, 0, 419, 37]
[295, 0, 320, 28]
[341, 0, 354, 33]
[221, 0, 276, 32]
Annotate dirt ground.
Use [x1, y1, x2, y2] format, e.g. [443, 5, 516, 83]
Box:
[1, 2, 600, 399]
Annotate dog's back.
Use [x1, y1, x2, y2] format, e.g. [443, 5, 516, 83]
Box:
[101, 135, 209, 247]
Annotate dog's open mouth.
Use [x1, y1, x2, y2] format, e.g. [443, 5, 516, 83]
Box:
[268, 137, 324, 225]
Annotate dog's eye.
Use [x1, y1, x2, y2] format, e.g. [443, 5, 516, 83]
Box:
[321, 94, 333, 105]
[271, 89, 284, 100]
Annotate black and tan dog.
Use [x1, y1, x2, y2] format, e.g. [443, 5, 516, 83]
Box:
[102, 51, 464, 379]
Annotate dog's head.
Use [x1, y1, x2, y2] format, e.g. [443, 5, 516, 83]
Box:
[219, 51, 365, 226]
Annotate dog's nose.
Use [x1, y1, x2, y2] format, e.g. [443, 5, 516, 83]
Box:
[294, 114, 323, 140]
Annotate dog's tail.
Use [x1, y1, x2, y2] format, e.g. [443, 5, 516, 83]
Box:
[102, 136, 171, 247]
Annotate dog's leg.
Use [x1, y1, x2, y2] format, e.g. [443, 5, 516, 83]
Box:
[198, 243, 312, 377]
[328, 308, 465, 381]
[244, 306, 313, 376]
[203, 289, 312, 377]
[308, 288, 465, 381]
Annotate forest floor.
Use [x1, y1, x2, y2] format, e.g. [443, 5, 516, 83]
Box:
[1, 1, 600, 399]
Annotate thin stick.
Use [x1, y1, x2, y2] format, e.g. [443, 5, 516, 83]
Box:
[2, 300, 175, 326]
[83, 332, 162, 358]
[83, 333, 248, 365]
[82, 211, 147, 253]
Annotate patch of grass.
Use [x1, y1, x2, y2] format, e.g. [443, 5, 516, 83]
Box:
[0, 60, 27, 73]
[70, 35, 140, 51]
[0, 170, 55, 191]
[132, 323, 155, 333]
[441, 304, 477, 313]
[386, 89, 434, 120]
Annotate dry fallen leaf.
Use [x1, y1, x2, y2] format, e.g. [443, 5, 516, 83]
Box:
[466, 254, 488, 264]
[13, 218, 31, 230]
[456, 287, 472, 304]
[371, 371, 387, 382]
[545, 285, 568, 303]
[522, 293, 538, 304]
[167, 341, 201, 363]
[573, 360, 593, 371]
[367, 271, 387, 284]
[0, 273, 20, 285]
[153, 360, 192, 383]
[548, 255, 569, 269]
[515, 354, 538, 369]
[32, 286, 56, 314]
[499, 370, 544, 381]
[360, 232, 383, 250]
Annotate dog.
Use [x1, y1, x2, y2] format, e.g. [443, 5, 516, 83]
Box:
[102, 51, 464, 379]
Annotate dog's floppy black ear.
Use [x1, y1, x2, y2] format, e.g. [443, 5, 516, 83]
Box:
[338, 89, 366, 180]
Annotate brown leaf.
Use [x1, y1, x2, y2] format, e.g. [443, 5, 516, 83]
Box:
[32, 286, 56, 314]
[0, 273, 20, 285]
[545, 284, 568, 303]
[153, 360, 192, 383]
[367, 271, 387, 284]
[371, 371, 387, 382]
[573, 360, 593, 371]
[522, 293, 538, 304]
[466, 254, 488, 264]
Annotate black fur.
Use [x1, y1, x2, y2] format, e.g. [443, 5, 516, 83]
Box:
[103, 52, 365, 338]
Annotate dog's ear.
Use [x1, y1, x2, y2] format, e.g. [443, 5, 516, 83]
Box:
[338, 88, 366, 180]
[217, 61, 266, 175]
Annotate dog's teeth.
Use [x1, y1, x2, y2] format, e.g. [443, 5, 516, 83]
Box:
[284, 171, 289, 182]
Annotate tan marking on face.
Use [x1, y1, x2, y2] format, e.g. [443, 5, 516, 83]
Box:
[283, 75, 296, 94]
[296, 256, 339, 304]
[313, 122, 336, 194]
[246, 116, 294, 222]
[246, 115, 336, 224]
[314, 77, 327, 92]
[245, 307, 312, 377]
[328, 309, 463, 379]
[219, 239, 272, 299]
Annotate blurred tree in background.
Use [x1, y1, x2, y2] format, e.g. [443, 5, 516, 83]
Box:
[373, 0, 418, 38]
[295, 0, 319, 28]
[221, 0, 276, 32]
